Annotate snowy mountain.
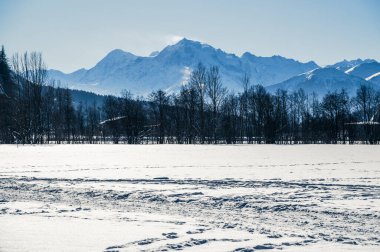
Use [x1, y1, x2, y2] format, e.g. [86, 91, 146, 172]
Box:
[327, 59, 376, 72]
[329, 60, 380, 87]
[266, 67, 375, 97]
[48, 38, 318, 96]
[240, 52, 317, 86]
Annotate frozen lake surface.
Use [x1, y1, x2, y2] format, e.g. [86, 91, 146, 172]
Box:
[0, 145, 379, 251]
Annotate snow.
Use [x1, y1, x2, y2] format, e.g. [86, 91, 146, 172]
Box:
[345, 62, 380, 79]
[344, 65, 358, 74]
[366, 71, 380, 81]
[304, 69, 315, 80]
[99, 116, 128, 125]
[0, 145, 379, 251]
[329, 59, 376, 73]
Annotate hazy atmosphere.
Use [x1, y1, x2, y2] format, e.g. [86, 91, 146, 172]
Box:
[1, 0, 380, 72]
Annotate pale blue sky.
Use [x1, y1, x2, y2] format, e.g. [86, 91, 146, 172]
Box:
[1, 0, 379, 72]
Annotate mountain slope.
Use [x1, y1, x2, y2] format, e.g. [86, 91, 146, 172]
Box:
[266, 67, 375, 97]
[367, 72, 380, 85]
[48, 38, 319, 96]
[345, 62, 380, 79]
[81, 49, 138, 83]
[240, 53, 317, 86]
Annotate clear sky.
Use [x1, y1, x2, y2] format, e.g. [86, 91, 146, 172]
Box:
[1, 0, 379, 73]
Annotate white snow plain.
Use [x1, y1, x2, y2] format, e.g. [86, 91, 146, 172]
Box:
[0, 145, 379, 251]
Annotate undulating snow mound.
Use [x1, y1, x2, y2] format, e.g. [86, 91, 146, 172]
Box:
[0, 145, 379, 251]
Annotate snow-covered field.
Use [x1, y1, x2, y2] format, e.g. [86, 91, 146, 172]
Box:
[0, 145, 379, 251]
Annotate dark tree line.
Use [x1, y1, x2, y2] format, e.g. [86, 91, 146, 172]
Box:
[1, 48, 380, 144]
[0, 47, 103, 144]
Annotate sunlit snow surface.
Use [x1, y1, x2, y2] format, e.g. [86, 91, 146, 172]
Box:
[0, 145, 379, 251]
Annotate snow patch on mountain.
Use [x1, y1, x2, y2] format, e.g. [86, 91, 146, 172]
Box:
[366, 72, 380, 81]
[345, 66, 358, 74]
[345, 62, 380, 79]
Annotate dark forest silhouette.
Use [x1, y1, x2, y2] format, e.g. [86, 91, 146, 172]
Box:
[1, 47, 379, 144]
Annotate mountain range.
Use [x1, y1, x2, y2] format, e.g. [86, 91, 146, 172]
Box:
[266, 67, 371, 97]
[48, 38, 379, 97]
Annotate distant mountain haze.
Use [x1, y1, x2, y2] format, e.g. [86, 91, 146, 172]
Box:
[48, 38, 318, 96]
[327, 59, 377, 72]
[345, 62, 380, 79]
[47, 38, 378, 97]
[266, 68, 373, 97]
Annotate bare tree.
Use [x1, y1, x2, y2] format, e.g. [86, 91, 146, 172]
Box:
[240, 73, 250, 143]
[11, 51, 47, 143]
[355, 85, 378, 122]
[149, 89, 169, 144]
[206, 66, 227, 143]
[189, 63, 206, 143]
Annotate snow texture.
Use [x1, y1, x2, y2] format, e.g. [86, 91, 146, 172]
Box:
[0, 145, 379, 251]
